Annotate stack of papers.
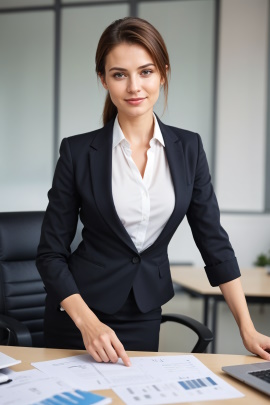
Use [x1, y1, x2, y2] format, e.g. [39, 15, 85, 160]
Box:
[0, 366, 111, 405]
[0, 352, 244, 404]
[32, 354, 244, 404]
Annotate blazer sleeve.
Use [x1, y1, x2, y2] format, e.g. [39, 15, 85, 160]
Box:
[36, 137, 81, 303]
[186, 134, 241, 286]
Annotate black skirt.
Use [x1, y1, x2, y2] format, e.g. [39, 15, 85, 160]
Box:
[44, 289, 162, 352]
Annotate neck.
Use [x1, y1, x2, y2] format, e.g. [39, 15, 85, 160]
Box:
[117, 111, 155, 146]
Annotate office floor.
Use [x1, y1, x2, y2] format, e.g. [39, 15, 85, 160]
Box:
[159, 288, 270, 354]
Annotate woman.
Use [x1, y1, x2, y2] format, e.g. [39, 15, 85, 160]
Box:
[36, 17, 270, 366]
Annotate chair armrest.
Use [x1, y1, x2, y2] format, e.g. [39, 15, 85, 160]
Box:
[161, 313, 213, 353]
[0, 314, 32, 347]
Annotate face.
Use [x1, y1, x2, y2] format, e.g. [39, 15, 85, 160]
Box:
[100, 43, 165, 120]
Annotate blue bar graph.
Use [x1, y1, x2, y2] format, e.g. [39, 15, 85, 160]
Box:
[179, 376, 217, 390]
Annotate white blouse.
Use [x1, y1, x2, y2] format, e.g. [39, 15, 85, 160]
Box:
[112, 115, 175, 253]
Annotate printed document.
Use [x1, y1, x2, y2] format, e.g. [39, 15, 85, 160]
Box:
[32, 354, 244, 404]
[32, 354, 109, 390]
[0, 368, 71, 405]
[113, 356, 244, 404]
[0, 352, 21, 369]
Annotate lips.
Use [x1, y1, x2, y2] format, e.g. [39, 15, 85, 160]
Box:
[125, 97, 146, 105]
[126, 98, 145, 101]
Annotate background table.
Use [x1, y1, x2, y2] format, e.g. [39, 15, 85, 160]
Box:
[1, 345, 269, 404]
[171, 266, 270, 353]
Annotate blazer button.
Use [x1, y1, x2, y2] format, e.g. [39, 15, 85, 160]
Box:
[132, 256, 140, 264]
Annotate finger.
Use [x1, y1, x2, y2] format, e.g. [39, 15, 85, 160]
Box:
[104, 342, 120, 364]
[257, 347, 270, 361]
[90, 335, 112, 362]
[87, 347, 103, 363]
[112, 336, 131, 366]
[96, 348, 110, 363]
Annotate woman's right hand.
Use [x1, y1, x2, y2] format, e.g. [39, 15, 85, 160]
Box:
[60, 294, 131, 367]
[77, 312, 131, 366]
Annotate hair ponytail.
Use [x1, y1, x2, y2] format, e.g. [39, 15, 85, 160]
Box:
[103, 93, 118, 126]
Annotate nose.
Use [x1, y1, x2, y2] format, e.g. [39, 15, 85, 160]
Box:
[127, 75, 141, 94]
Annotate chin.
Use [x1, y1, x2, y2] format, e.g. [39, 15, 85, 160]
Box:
[127, 110, 150, 118]
[119, 106, 154, 118]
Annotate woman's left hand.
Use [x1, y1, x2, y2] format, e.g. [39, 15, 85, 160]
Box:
[219, 278, 270, 361]
[241, 328, 270, 360]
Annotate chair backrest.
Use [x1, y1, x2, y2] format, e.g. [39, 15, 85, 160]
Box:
[0, 211, 46, 347]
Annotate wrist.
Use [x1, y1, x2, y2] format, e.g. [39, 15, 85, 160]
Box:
[239, 320, 256, 340]
[75, 307, 98, 330]
[60, 294, 98, 329]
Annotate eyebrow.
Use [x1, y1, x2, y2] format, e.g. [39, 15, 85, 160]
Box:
[108, 63, 155, 72]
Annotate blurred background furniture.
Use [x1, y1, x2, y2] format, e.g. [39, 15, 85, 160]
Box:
[0, 211, 46, 347]
[171, 265, 270, 353]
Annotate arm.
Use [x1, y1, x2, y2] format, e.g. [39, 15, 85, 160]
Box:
[186, 134, 240, 286]
[219, 278, 270, 360]
[186, 134, 270, 359]
[60, 294, 131, 366]
[36, 138, 81, 302]
[37, 138, 130, 366]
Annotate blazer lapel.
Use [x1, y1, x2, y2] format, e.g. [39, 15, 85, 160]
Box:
[89, 120, 137, 253]
[143, 118, 190, 254]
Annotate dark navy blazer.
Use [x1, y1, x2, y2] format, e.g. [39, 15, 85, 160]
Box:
[36, 117, 241, 315]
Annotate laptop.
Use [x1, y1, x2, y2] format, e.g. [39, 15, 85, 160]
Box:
[222, 361, 270, 396]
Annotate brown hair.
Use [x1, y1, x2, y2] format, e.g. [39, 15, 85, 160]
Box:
[95, 17, 170, 125]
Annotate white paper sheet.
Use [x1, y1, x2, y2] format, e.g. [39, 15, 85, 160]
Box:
[113, 356, 244, 404]
[113, 379, 243, 405]
[0, 352, 21, 369]
[93, 359, 155, 386]
[0, 369, 71, 405]
[32, 354, 244, 404]
[32, 354, 110, 390]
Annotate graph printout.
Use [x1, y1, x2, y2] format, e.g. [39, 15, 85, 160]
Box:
[113, 356, 244, 404]
[33, 354, 244, 404]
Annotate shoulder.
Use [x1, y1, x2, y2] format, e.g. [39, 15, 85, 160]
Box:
[59, 119, 112, 161]
[167, 124, 199, 143]
[157, 118, 201, 151]
[62, 118, 114, 154]
[64, 127, 104, 150]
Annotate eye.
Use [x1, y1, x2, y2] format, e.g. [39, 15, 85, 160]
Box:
[141, 69, 153, 76]
[113, 72, 126, 79]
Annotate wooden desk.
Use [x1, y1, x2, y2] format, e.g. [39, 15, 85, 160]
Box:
[171, 266, 270, 353]
[0, 345, 269, 404]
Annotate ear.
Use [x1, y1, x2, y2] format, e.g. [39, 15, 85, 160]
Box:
[160, 65, 169, 86]
[99, 73, 108, 90]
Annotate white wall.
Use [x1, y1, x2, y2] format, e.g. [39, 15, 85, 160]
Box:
[216, 0, 269, 212]
[168, 0, 270, 268]
[139, 0, 215, 168]
[60, 4, 129, 139]
[169, 214, 270, 268]
[0, 11, 54, 211]
[0, 0, 269, 268]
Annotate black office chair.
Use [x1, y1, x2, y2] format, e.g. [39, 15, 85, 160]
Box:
[0, 211, 46, 347]
[0, 211, 213, 352]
